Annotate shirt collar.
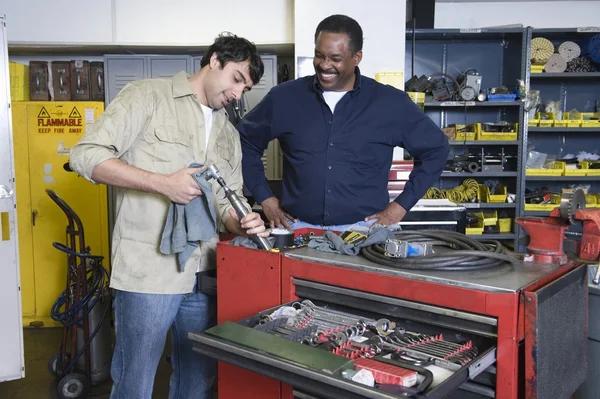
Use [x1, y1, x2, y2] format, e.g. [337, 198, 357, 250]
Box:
[312, 66, 363, 93]
[172, 71, 194, 98]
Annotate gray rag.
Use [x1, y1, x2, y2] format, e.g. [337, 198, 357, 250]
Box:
[160, 163, 217, 271]
[229, 236, 275, 249]
[307, 226, 395, 256]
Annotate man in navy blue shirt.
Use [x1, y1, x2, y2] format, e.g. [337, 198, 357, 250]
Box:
[239, 14, 449, 231]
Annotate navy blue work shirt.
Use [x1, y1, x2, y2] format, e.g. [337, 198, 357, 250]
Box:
[238, 68, 449, 226]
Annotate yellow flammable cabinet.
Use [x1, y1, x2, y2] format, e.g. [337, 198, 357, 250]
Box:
[12, 102, 109, 328]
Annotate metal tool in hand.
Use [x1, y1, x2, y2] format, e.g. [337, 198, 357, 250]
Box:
[203, 164, 273, 251]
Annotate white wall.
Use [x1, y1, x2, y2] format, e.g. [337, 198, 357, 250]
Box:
[1, 1, 113, 43]
[114, 0, 294, 45]
[435, 1, 600, 29]
[294, 0, 406, 80]
[0, 0, 294, 45]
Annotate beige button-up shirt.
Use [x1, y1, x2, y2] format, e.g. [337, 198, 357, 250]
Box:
[70, 71, 247, 294]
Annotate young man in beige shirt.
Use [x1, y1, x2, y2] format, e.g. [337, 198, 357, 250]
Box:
[70, 33, 268, 398]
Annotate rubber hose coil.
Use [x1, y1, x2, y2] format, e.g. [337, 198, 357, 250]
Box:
[361, 230, 518, 271]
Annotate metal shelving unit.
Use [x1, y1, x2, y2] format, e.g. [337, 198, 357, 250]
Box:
[530, 72, 600, 79]
[406, 28, 529, 247]
[528, 127, 600, 133]
[527, 176, 599, 182]
[523, 28, 600, 248]
[424, 101, 520, 108]
[441, 172, 519, 177]
[449, 140, 519, 145]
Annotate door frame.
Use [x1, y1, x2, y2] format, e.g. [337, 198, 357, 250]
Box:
[0, 14, 25, 382]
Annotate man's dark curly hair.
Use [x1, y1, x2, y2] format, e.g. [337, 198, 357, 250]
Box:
[201, 32, 264, 85]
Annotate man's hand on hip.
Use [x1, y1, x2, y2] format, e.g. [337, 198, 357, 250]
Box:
[227, 208, 270, 237]
[261, 197, 296, 229]
[161, 167, 206, 204]
[365, 202, 407, 227]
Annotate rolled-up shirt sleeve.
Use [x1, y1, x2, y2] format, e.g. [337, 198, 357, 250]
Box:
[69, 82, 152, 183]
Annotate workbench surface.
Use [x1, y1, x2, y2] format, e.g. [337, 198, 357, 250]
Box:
[285, 247, 564, 293]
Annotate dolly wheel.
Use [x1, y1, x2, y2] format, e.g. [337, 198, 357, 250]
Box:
[57, 373, 91, 399]
[48, 353, 64, 378]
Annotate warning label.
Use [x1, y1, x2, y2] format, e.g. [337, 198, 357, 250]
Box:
[38, 107, 50, 118]
[69, 107, 81, 118]
[37, 106, 84, 134]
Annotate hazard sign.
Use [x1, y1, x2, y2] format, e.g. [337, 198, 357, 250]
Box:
[69, 107, 82, 118]
[37, 107, 50, 118]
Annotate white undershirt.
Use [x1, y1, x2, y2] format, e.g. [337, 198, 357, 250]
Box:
[198, 104, 213, 273]
[323, 91, 348, 114]
[200, 103, 213, 149]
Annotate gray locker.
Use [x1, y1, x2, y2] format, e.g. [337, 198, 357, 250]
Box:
[104, 55, 193, 104]
[192, 56, 203, 73]
[245, 54, 277, 112]
[104, 56, 146, 104]
[148, 56, 190, 79]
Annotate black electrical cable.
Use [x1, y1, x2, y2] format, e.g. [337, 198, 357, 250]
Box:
[361, 230, 519, 271]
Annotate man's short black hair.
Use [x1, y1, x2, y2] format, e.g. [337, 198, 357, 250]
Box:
[201, 32, 265, 85]
[314, 15, 364, 54]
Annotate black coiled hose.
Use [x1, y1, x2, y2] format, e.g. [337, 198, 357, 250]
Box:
[361, 230, 518, 271]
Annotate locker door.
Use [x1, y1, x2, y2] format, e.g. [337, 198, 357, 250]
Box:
[103, 56, 146, 104]
[0, 15, 25, 382]
[244, 55, 277, 112]
[192, 56, 203, 73]
[148, 56, 191, 78]
[18, 102, 109, 327]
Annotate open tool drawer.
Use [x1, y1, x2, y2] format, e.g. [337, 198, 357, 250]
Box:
[189, 281, 498, 398]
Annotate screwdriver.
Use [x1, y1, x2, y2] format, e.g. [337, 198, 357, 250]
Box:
[204, 164, 274, 251]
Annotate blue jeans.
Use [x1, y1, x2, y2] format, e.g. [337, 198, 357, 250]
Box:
[290, 219, 402, 233]
[110, 281, 216, 399]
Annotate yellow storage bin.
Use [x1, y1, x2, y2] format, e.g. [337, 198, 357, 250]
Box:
[573, 112, 600, 127]
[9, 61, 30, 102]
[498, 218, 512, 233]
[478, 184, 508, 203]
[466, 212, 484, 235]
[528, 119, 540, 127]
[12, 101, 109, 328]
[585, 195, 598, 208]
[406, 92, 425, 111]
[554, 161, 587, 176]
[448, 124, 477, 141]
[375, 72, 404, 90]
[476, 123, 518, 140]
[482, 211, 498, 227]
[523, 203, 557, 211]
[580, 161, 600, 176]
[526, 161, 564, 176]
[553, 120, 568, 128]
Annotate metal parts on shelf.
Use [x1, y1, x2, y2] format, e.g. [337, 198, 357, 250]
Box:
[559, 188, 587, 224]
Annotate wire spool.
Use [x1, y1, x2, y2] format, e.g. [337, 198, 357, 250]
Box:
[558, 41, 581, 62]
[545, 54, 568, 73]
[531, 37, 554, 64]
[566, 57, 597, 73]
[588, 34, 600, 63]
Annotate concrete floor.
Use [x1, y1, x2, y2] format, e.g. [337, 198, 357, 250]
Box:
[0, 327, 172, 399]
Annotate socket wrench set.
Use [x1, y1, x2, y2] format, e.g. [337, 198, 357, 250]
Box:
[249, 300, 484, 393]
